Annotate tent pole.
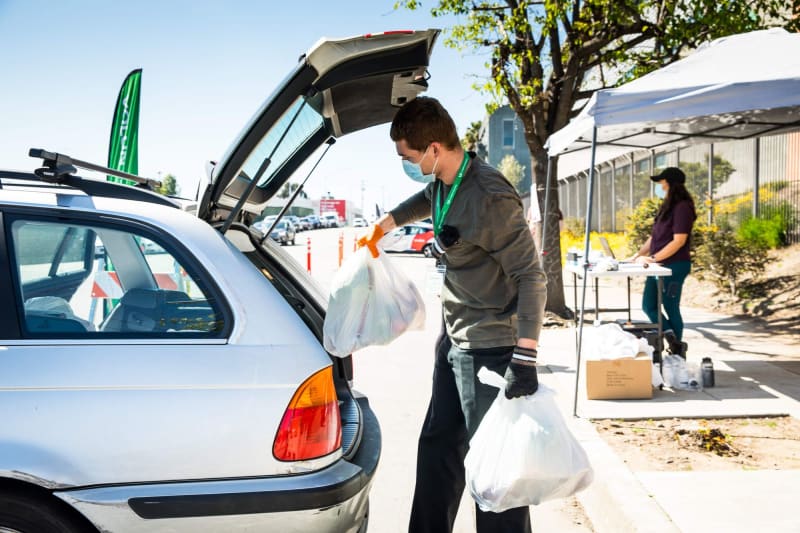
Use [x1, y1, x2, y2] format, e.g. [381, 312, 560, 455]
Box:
[708, 144, 714, 226]
[573, 126, 599, 417]
[540, 157, 554, 267]
[753, 137, 761, 217]
[611, 160, 617, 232]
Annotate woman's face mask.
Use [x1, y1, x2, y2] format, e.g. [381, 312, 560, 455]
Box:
[655, 181, 668, 199]
[402, 146, 438, 183]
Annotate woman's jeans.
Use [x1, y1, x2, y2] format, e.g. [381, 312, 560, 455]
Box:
[642, 260, 691, 340]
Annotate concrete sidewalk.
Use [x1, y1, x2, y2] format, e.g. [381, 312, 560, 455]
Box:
[538, 278, 800, 533]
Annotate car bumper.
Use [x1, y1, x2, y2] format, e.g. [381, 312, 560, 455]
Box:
[56, 397, 381, 532]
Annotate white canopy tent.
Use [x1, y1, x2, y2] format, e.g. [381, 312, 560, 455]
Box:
[542, 28, 800, 415]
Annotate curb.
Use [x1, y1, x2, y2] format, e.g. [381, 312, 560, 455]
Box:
[541, 364, 679, 532]
[568, 417, 679, 533]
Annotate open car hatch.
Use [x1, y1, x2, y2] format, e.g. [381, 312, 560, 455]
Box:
[199, 29, 440, 224]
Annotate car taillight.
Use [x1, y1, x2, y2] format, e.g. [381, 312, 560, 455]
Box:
[273, 366, 342, 461]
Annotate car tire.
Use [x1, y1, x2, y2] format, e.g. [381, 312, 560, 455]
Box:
[291, 237, 296, 246]
[0, 490, 90, 533]
[423, 244, 434, 258]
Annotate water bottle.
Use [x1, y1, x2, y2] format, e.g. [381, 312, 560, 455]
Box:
[701, 357, 715, 388]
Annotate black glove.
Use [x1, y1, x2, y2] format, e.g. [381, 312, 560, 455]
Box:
[430, 224, 460, 260]
[504, 346, 539, 399]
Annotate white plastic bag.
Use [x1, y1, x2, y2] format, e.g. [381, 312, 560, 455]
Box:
[586, 323, 642, 360]
[465, 368, 594, 513]
[651, 363, 665, 388]
[323, 248, 425, 356]
[661, 354, 702, 391]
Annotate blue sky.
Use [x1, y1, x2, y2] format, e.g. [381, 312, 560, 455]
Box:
[0, 0, 494, 211]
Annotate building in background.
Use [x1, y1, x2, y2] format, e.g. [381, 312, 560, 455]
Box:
[485, 105, 532, 194]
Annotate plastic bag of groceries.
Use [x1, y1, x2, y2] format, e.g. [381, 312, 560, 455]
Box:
[661, 354, 703, 391]
[586, 323, 651, 360]
[323, 247, 425, 357]
[465, 368, 594, 513]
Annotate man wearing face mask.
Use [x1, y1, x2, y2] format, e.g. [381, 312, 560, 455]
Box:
[358, 97, 547, 533]
[631, 167, 697, 357]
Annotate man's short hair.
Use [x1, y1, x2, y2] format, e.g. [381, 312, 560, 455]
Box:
[390, 97, 460, 151]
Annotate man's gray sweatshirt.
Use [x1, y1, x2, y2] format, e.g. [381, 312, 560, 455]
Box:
[390, 154, 548, 349]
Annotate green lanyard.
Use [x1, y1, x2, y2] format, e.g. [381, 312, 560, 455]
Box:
[434, 153, 470, 236]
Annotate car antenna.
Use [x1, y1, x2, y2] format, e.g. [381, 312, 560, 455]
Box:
[260, 138, 336, 245]
[219, 99, 309, 235]
[28, 148, 162, 189]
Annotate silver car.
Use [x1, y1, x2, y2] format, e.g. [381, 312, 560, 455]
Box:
[0, 28, 439, 532]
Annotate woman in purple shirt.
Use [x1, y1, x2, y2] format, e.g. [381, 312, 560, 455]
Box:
[632, 167, 696, 356]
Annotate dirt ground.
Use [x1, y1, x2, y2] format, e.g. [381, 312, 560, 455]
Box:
[594, 416, 800, 471]
[681, 243, 800, 339]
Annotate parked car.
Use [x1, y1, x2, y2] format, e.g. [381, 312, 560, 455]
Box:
[269, 219, 297, 245]
[286, 215, 307, 231]
[382, 223, 436, 257]
[252, 214, 278, 234]
[0, 28, 440, 532]
[304, 214, 322, 229]
[321, 213, 339, 228]
[353, 217, 368, 228]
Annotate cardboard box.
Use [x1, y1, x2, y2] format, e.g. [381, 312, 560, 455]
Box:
[586, 355, 653, 400]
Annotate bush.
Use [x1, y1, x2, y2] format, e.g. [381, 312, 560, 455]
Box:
[562, 217, 585, 238]
[737, 215, 786, 249]
[693, 222, 771, 296]
[624, 197, 660, 255]
[624, 196, 770, 296]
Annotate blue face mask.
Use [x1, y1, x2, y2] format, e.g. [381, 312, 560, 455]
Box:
[402, 146, 437, 183]
[655, 184, 667, 199]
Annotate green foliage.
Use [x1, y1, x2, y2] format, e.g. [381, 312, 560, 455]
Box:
[624, 195, 769, 295]
[563, 216, 586, 237]
[396, 0, 790, 311]
[760, 201, 797, 233]
[737, 214, 787, 249]
[678, 154, 735, 199]
[763, 180, 789, 192]
[693, 221, 770, 296]
[396, 1, 789, 131]
[156, 174, 180, 196]
[461, 120, 488, 159]
[278, 182, 308, 199]
[498, 154, 525, 193]
[624, 197, 661, 255]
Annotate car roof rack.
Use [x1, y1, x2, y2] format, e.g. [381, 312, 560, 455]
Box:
[0, 149, 180, 209]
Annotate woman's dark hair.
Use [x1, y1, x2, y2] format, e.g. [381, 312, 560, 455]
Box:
[656, 182, 696, 222]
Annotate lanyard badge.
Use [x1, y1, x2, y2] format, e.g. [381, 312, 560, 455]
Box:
[434, 153, 470, 236]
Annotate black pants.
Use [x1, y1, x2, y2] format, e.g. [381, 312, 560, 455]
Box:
[408, 324, 532, 533]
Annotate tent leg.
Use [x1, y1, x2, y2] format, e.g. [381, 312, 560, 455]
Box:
[540, 157, 554, 267]
[573, 126, 599, 418]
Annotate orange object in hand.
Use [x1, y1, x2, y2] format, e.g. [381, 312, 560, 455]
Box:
[357, 224, 384, 258]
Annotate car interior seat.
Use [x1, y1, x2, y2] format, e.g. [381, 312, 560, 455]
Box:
[100, 288, 193, 333]
[23, 296, 95, 333]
